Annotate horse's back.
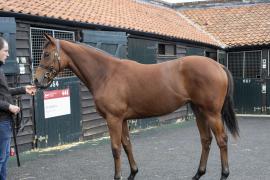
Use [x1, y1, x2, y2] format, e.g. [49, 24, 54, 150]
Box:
[179, 56, 224, 71]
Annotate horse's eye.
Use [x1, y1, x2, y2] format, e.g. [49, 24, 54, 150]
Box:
[44, 52, 50, 58]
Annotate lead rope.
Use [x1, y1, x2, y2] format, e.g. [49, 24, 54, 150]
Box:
[12, 95, 21, 167]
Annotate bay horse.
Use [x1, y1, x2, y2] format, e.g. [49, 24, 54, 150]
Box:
[34, 34, 239, 180]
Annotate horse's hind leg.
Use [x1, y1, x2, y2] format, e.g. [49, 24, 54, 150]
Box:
[106, 115, 123, 180]
[206, 112, 230, 180]
[121, 120, 138, 180]
[191, 104, 213, 180]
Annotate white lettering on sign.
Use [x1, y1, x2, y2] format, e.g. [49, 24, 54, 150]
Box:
[49, 81, 59, 88]
[43, 88, 71, 118]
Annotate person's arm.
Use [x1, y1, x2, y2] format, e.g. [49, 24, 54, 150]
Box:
[9, 86, 26, 96]
[0, 100, 20, 115]
[0, 99, 10, 111]
[9, 85, 36, 96]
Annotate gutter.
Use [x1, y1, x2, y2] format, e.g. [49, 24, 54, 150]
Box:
[225, 44, 270, 51]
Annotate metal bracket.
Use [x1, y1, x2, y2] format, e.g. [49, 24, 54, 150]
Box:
[38, 135, 48, 144]
[254, 107, 261, 112]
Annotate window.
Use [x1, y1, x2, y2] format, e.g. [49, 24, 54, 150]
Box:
[245, 51, 261, 78]
[228, 51, 262, 79]
[228, 52, 243, 78]
[218, 51, 226, 66]
[158, 44, 176, 56]
[206, 51, 217, 61]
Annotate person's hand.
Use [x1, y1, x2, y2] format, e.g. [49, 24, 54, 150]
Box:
[25, 85, 37, 95]
[9, 104, 20, 115]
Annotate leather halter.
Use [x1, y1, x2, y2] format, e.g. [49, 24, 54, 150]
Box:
[38, 39, 61, 79]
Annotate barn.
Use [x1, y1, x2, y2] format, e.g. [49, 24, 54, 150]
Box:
[176, 0, 270, 114]
[0, 0, 268, 151]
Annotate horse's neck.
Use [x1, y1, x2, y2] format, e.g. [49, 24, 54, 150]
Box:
[63, 42, 118, 93]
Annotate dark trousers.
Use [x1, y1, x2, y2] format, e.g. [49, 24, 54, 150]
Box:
[0, 119, 12, 180]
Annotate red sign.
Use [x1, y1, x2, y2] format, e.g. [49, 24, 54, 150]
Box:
[44, 89, 70, 100]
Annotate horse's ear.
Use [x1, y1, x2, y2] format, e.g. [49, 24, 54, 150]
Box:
[44, 33, 56, 45]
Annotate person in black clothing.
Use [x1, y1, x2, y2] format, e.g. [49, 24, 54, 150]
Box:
[0, 37, 36, 180]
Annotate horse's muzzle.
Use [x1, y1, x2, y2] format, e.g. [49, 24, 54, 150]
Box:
[34, 78, 51, 89]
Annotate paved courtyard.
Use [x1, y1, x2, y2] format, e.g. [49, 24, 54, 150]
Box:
[8, 117, 270, 180]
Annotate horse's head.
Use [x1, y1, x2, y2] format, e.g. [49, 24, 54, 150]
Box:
[34, 34, 64, 89]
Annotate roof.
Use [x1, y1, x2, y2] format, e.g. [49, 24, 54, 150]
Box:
[180, 3, 270, 48]
[0, 0, 220, 47]
[0, 1, 269, 49]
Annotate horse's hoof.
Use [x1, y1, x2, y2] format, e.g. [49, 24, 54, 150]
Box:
[220, 170, 229, 180]
[127, 176, 134, 180]
[192, 174, 201, 180]
[220, 174, 229, 180]
[114, 176, 122, 180]
[192, 170, 205, 180]
[128, 168, 138, 180]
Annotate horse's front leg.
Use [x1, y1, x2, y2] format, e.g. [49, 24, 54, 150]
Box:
[107, 115, 123, 180]
[121, 120, 138, 180]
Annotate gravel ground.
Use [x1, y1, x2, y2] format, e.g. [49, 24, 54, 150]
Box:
[8, 117, 270, 180]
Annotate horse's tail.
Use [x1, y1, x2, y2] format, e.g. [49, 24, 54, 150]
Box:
[222, 67, 239, 138]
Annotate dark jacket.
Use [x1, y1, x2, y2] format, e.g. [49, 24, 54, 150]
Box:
[0, 62, 26, 121]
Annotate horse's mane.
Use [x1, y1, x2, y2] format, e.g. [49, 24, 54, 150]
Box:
[45, 38, 117, 58]
[72, 40, 117, 58]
